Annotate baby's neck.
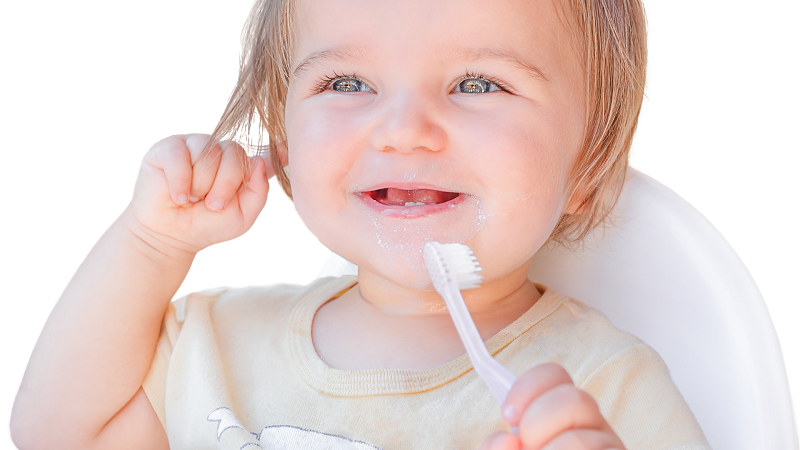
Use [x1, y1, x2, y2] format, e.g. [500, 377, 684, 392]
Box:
[356, 264, 537, 315]
[311, 268, 541, 371]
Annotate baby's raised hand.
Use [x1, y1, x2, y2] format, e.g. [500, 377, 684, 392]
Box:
[127, 134, 272, 255]
[481, 363, 626, 450]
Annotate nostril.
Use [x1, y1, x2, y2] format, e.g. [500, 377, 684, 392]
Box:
[369, 108, 447, 154]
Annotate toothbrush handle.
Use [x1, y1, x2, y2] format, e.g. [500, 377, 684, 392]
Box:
[443, 287, 518, 405]
[473, 354, 517, 406]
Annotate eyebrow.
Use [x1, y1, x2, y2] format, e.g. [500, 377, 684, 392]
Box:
[442, 46, 550, 83]
[291, 45, 549, 83]
[291, 45, 377, 80]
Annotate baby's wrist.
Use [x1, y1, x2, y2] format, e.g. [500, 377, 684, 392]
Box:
[118, 207, 199, 266]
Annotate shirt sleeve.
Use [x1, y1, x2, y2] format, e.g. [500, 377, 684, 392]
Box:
[578, 342, 712, 450]
[142, 297, 185, 431]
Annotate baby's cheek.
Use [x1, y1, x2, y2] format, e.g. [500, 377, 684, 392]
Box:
[288, 175, 320, 234]
[474, 190, 563, 281]
[289, 96, 373, 152]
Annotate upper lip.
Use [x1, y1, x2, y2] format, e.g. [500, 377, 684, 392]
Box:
[349, 181, 466, 195]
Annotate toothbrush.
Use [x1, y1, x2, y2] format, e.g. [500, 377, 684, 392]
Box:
[423, 241, 518, 406]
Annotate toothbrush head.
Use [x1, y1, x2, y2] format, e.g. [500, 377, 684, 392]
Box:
[423, 242, 483, 292]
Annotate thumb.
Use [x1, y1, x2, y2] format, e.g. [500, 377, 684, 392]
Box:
[262, 154, 276, 180]
[239, 156, 270, 227]
[253, 146, 276, 180]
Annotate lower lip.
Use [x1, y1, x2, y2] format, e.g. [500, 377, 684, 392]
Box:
[356, 192, 467, 218]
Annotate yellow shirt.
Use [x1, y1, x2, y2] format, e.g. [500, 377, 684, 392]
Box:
[143, 276, 710, 449]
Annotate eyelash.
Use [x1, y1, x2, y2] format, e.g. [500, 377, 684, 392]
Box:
[313, 71, 355, 93]
[312, 71, 511, 94]
[454, 71, 511, 93]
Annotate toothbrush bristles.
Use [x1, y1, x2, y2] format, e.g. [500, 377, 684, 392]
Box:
[450, 245, 483, 290]
[424, 242, 483, 290]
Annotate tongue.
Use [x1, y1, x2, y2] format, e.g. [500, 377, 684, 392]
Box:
[376, 188, 458, 206]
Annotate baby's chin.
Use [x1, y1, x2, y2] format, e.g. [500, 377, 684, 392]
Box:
[340, 242, 436, 291]
[372, 256, 436, 291]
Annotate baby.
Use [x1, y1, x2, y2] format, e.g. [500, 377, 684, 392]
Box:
[11, 0, 711, 449]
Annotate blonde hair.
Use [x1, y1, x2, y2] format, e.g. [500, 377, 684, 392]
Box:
[208, 0, 647, 246]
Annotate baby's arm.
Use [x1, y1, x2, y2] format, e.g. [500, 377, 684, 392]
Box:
[10, 135, 270, 450]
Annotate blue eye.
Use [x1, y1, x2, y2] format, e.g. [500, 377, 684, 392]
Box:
[454, 77, 504, 94]
[331, 77, 375, 93]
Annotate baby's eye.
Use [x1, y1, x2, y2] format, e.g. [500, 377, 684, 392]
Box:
[331, 77, 375, 93]
[453, 77, 504, 94]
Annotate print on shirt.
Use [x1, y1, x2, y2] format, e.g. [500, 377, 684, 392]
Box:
[207, 407, 383, 450]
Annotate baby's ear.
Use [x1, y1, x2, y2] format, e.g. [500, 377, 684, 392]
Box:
[276, 142, 289, 167]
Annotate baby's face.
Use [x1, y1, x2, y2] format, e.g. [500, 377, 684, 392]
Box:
[285, 0, 585, 290]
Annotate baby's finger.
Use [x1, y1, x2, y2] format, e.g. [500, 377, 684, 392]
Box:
[264, 154, 277, 180]
[184, 133, 215, 164]
[205, 141, 247, 211]
[502, 363, 573, 426]
[237, 155, 270, 227]
[153, 136, 193, 204]
[253, 146, 277, 180]
[479, 431, 521, 450]
[518, 384, 611, 449]
[189, 141, 223, 201]
[540, 429, 622, 450]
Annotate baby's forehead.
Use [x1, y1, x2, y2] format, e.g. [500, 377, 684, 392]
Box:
[290, 0, 581, 74]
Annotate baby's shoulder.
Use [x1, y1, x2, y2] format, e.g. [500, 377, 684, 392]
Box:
[169, 276, 357, 325]
[524, 289, 662, 385]
[550, 295, 642, 347]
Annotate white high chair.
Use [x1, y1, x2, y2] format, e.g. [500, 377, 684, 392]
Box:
[317, 168, 798, 450]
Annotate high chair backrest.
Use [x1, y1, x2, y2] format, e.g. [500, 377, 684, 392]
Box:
[527, 169, 797, 450]
[317, 169, 797, 450]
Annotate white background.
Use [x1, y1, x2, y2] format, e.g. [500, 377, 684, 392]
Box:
[0, 0, 797, 447]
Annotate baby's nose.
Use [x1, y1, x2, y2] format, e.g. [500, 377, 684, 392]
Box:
[369, 91, 447, 154]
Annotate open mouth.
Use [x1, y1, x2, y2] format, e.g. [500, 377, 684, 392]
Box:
[368, 188, 460, 206]
[358, 187, 464, 217]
